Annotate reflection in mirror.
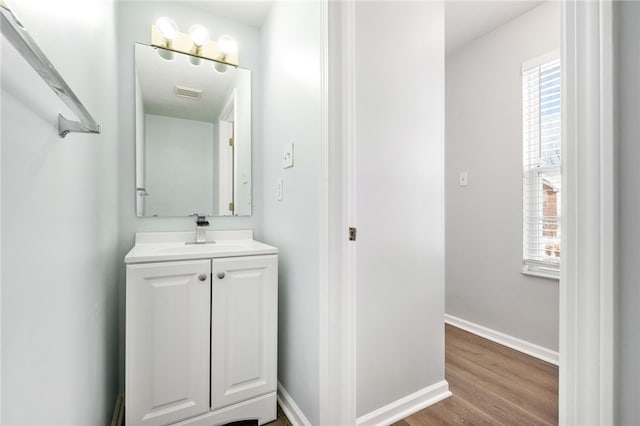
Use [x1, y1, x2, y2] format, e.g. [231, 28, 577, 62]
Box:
[135, 43, 251, 217]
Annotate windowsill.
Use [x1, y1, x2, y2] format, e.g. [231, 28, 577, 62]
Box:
[521, 268, 560, 281]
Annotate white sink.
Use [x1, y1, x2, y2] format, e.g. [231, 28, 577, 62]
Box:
[157, 243, 240, 253]
[125, 230, 278, 264]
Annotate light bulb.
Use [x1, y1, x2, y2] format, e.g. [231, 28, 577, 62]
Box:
[156, 17, 178, 41]
[218, 35, 238, 56]
[157, 48, 174, 61]
[213, 62, 229, 74]
[189, 25, 209, 47]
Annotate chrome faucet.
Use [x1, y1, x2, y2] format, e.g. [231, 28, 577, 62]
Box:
[194, 215, 209, 244]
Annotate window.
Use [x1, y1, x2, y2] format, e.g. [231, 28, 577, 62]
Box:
[522, 52, 561, 279]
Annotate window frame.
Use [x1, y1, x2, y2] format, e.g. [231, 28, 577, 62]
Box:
[522, 50, 561, 280]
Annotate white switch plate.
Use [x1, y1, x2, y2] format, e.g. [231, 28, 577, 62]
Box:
[283, 143, 294, 169]
[276, 177, 283, 201]
[459, 172, 468, 187]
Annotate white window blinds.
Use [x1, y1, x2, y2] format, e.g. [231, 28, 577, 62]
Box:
[522, 55, 561, 277]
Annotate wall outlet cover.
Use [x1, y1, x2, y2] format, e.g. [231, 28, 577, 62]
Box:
[283, 143, 294, 169]
[459, 172, 469, 187]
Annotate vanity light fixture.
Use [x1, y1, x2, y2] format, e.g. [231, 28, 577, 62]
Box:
[217, 35, 238, 62]
[189, 25, 209, 53]
[212, 62, 229, 74]
[157, 48, 175, 61]
[150, 20, 239, 67]
[187, 25, 208, 66]
[155, 17, 178, 48]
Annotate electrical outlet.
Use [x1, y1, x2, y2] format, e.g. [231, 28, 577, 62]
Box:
[276, 177, 283, 201]
[459, 172, 468, 187]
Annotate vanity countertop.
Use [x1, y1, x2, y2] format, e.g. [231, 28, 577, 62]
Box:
[125, 230, 278, 264]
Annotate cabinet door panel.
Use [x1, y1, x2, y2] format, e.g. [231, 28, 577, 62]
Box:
[211, 255, 278, 410]
[126, 260, 211, 426]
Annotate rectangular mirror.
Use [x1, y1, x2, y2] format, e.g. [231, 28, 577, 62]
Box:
[135, 43, 252, 217]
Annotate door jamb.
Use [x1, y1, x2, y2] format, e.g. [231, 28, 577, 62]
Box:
[560, 1, 615, 424]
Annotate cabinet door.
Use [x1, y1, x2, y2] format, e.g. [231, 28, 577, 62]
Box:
[126, 260, 210, 426]
[211, 255, 278, 410]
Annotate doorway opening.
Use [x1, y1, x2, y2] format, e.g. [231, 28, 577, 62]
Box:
[440, 1, 560, 423]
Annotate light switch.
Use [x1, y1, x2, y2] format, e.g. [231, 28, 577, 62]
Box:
[276, 177, 283, 201]
[283, 143, 294, 169]
[459, 172, 468, 187]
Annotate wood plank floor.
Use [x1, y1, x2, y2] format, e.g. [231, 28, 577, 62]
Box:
[395, 324, 558, 426]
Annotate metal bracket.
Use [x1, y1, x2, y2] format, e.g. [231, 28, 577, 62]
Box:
[58, 114, 101, 138]
[1, 1, 101, 138]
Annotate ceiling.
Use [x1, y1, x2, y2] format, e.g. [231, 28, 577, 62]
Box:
[132, 1, 541, 56]
[445, 1, 544, 56]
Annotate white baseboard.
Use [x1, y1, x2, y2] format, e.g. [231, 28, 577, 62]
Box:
[356, 380, 451, 426]
[445, 314, 559, 366]
[277, 382, 312, 426]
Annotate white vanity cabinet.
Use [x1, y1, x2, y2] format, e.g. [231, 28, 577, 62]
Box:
[211, 256, 278, 411]
[125, 231, 278, 426]
[126, 260, 211, 425]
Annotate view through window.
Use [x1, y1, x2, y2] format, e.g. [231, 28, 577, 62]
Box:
[522, 54, 561, 277]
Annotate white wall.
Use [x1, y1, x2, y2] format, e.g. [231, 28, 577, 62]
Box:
[615, 2, 640, 423]
[445, 1, 560, 351]
[260, 2, 323, 424]
[144, 114, 214, 216]
[1, 0, 120, 423]
[115, 1, 263, 390]
[352, 1, 446, 417]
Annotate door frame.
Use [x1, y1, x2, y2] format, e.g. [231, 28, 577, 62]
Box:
[320, 1, 356, 425]
[217, 90, 236, 216]
[560, 1, 614, 424]
[322, 0, 616, 425]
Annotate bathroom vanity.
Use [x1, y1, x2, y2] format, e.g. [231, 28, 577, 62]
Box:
[125, 231, 278, 426]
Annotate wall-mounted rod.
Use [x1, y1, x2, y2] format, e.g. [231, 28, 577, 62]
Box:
[0, 0, 100, 138]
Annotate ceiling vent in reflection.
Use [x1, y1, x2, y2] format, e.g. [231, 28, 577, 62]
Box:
[174, 85, 202, 100]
